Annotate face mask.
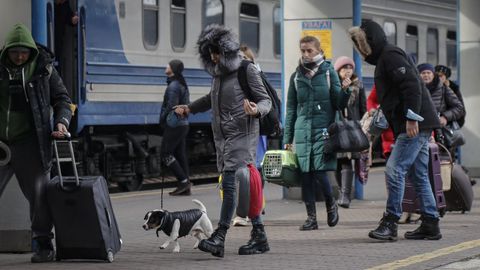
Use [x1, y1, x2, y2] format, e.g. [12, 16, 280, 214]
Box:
[303, 53, 323, 63]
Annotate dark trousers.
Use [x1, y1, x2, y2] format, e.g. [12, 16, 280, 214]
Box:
[0, 137, 53, 240]
[161, 125, 189, 181]
[301, 171, 334, 205]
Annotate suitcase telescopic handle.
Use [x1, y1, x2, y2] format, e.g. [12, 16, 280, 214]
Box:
[53, 132, 80, 188]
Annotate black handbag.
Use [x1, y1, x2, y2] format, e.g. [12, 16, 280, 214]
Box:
[324, 112, 370, 153]
[442, 121, 465, 148]
[368, 109, 389, 136]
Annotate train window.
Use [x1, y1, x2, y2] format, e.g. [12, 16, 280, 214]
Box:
[171, 0, 186, 49]
[427, 28, 438, 65]
[143, 0, 159, 50]
[383, 21, 396, 45]
[203, 0, 224, 28]
[273, 6, 281, 57]
[446, 31, 456, 68]
[240, 3, 260, 53]
[406, 25, 418, 61]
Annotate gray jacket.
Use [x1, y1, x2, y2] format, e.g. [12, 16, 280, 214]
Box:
[189, 59, 271, 172]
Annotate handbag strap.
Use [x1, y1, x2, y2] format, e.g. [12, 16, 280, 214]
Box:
[436, 142, 453, 165]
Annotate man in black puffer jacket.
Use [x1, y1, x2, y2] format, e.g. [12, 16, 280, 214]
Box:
[350, 20, 442, 242]
[0, 24, 72, 263]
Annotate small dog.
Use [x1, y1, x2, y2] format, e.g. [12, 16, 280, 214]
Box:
[143, 199, 213, 253]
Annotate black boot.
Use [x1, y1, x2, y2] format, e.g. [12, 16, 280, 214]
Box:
[238, 224, 270, 255]
[169, 180, 192, 196]
[369, 213, 399, 241]
[300, 203, 318, 231]
[404, 216, 442, 240]
[326, 198, 339, 227]
[337, 169, 353, 208]
[31, 238, 55, 263]
[198, 225, 228, 257]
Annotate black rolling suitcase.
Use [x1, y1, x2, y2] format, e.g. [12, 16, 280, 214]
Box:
[46, 135, 121, 262]
[445, 164, 474, 213]
[402, 143, 446, 216]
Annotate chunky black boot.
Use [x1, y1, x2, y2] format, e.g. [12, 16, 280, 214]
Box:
[31, 238, 55, 263]
[300, 203, 318, 231]
[337, 169, 353, 208]
[198, 225, 227, 257]
[369, 213, 399, 241]
[238, 224, 270, 255]
[169, 180, 192, 196]
[326, 199, 339, 227]
[405, 216, 442, 240]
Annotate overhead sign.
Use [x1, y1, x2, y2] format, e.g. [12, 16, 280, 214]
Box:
[301, 20, 332, 59]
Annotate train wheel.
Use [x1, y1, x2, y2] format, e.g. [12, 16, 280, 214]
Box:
[117, 174, 143, 192]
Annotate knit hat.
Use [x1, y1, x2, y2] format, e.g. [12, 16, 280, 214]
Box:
[168, 59, 184, 75]
[334, 56, 355, 72]
[417, 63, 434, 73]
[435, 65, 451, 78]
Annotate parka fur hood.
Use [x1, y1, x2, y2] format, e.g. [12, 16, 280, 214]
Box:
[349, 20, 387, 65]
[197, 24, 241, 75]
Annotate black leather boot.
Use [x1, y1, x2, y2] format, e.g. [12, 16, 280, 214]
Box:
[369, 213, 399, 241]
[198, 225, 228, 257]
[300, 203, 318, 231]
[31, 238, 55, 263]
[238, 224, 270, 255]
[326, 198, 339, 227]
[405, 216, 442, 240]
[169, 180, 192, 196]
[337, 169, 353, 208]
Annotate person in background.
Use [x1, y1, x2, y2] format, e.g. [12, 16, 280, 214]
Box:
[232, 45, 267, 227]
[175, 24, 272, 257]
[0, 24, 72, 263]
[159, 59, 191, 196]
[435, 65, 465, 128]
[366, 85, 394, 159]
[284, 36, 350, 231]
[333, 56, 366, 209]
[350, 20, 442, 241]
[54, 0, 78, 74]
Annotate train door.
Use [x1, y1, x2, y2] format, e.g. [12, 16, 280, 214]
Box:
[52, 0, 78, 103]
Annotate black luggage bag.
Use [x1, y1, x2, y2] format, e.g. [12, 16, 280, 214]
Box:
[47, 136, 121, 262]
[445, 164, 474, 213]
[402, 143, 446, 216]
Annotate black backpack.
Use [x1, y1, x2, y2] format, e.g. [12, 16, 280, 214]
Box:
[237, 60, 283, 138]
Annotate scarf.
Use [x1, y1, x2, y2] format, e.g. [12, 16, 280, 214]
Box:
[298, 53, 324, 79]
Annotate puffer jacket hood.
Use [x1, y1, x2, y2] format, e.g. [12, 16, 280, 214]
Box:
[349, 20, 387, 65]
[197, 24, 241, 76]
[0, 23, 39, 68]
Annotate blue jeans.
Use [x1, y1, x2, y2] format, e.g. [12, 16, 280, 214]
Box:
[219, 170, 262, 228]
[385, 132, 438, 219]
[301, 171, 334, 205]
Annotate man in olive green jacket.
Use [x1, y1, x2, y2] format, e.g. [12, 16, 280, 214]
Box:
[0, 24, 72, 263]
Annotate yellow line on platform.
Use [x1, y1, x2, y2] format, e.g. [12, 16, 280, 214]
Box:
[367, 239, 480, 270]
[110, 186, 216, 200]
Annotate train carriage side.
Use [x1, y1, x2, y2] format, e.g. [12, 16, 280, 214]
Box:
[73, 0, 281, 191]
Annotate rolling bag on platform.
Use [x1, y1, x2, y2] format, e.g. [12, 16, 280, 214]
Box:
[261, 150, 301, 187]
[445, 164, 474, 213]
[402, 143, 446, 216]
[47, 135, 121, 262]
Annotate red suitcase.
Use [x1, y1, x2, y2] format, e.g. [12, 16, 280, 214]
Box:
[402, 143, 446, 216]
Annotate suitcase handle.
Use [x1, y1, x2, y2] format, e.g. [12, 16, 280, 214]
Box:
[53, 132, 80, 188]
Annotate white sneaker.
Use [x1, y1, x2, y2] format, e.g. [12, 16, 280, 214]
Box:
[233, 216, 249, 227]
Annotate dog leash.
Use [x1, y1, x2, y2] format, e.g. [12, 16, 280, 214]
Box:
[161, 165, 165, 209]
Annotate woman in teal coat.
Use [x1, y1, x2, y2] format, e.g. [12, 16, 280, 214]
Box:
[284, 36, 351, 231]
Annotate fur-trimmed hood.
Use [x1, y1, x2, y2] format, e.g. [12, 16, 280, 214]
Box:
[349, 20, 387, 65]
[197, 24, 241, 76]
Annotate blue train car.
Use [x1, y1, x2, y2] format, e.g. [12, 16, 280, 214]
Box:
[1, 0, 281, 191]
